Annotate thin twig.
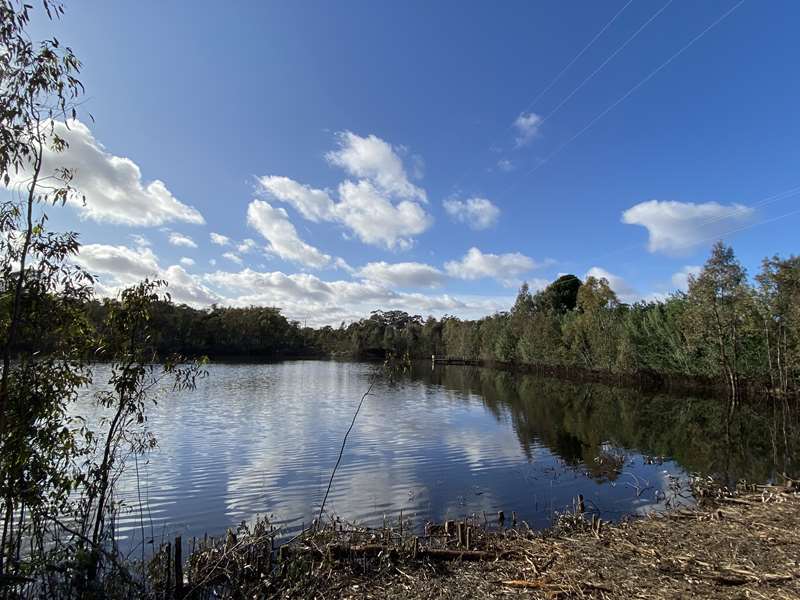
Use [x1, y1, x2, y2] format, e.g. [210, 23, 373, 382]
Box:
[317, 375, 377, 526]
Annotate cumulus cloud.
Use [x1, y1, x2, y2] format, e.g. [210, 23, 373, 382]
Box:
[356, 261, 446, 288]
[179, 257, 195, 267]
[621, 200, 755, 255]
[237, 238, 258, 254]
[671, 265, 702, 291]
[325, 131, 426, 202]
[74, 244, 161, 285]
[513, 112, 542, 147]
[222, 252, 243, 264]
[445, 247, 536, 286]
[257, 176, 336, 222]
[204, 268, 479, 327]
[210, 232, 231, 246]
[246, 200, 331, 269]
[159, 265, 221, 305]
[73, 245, 516, 326]
[74, 243, 219, 306]
[258, 132, 433, 250]
[585, 266, 639, 304]
[168, 232, 197, 248]
[335, 180, 431, 249]
[6, 120, 204, 227]
[443, 197, 500, 230]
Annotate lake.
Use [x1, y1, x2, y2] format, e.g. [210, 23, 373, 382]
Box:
[77, 360, 796, 552]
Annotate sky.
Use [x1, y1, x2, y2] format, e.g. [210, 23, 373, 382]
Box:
[17, 0, 800, 326]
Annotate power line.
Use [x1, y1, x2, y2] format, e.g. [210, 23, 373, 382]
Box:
[671, 204, 800, 255]
[515, 0, 635, 119]
[455, 2, 638, 190]
[510, 0, 746, 187]
[538, 0, 674, 127]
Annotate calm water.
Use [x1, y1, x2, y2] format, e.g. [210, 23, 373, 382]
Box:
[76, 360, 795, 551]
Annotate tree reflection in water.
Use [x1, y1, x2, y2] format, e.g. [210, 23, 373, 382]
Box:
[415, 363, 800, 487]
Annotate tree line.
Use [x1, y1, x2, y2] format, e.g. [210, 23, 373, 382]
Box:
[136, 241, 795, 401]
[71, 241, 800, 402]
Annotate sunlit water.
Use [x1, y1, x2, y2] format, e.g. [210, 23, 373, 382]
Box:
[74, 360, 794, 553]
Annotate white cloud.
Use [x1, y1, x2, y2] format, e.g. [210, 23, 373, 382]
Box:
[7, 120, 204, 227]
[257, 176, 336, 222]
[74, 243, 219, 306]
[443, 197, 500, 230]
[222, 251, 243, 265]
[237, 238, 258, 254]
[335, 180, 431, 250]
[130, 234, 151, 247]
[356, 261, 445, 288]
[325, 131, 426, 202]
[671, 265, 702, 291]
[210, 232, 231, 246]
[179, 257, 195, 267]
[168, 232, 197, 248]
[621, 200, 755, 255]
[334, 257, 354, 273]
[204, 268, 491, 327]
[246, 200, 331, 269]
[585, 266, 651, 304]
[445, 247, 536, 286]
[497, 159, 515, 172]
[160, 265, 221, 305]
[513, 112, 542, 147]
[74, 246, 517, 326]
[258, 133, 433, 250]
[74, 244, 161, 285]
[584, 267, 641, 304]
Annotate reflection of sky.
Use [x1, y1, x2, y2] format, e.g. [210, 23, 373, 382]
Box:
[74, 361, 695, 551]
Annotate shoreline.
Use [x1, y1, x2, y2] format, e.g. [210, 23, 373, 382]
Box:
[169, 483, 800, 598]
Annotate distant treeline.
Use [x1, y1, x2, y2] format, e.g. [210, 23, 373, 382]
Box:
[78, 241, 799, 397]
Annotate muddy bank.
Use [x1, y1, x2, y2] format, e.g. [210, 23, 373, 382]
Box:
[175, 483, 800, 599]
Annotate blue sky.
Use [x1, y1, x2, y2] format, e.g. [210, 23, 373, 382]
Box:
[21, 0, 800, 325]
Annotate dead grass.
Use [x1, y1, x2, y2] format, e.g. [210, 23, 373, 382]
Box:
[182, 484, 800, 599]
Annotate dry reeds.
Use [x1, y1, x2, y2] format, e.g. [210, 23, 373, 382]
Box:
[170, 482, 800, 599]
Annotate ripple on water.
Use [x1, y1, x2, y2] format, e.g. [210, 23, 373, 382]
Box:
[70, 361, 717, 550]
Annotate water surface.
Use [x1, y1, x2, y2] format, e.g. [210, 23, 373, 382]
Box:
[77, 360, 795, 551]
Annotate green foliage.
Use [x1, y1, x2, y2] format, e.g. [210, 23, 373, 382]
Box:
[682, 242, 762, 398]
[88, 301, 311, 359]
[756, 254, 800, 393]
[534, 274, 582, 314]
[320, 246, 799, 398]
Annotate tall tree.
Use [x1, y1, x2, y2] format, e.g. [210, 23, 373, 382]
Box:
[683, 241, 758, 405]
[756, 255, 800, 394]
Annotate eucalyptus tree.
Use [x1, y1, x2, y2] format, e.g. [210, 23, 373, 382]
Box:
[683, 241, 760, 406]
[756, 254, 800, 395]
[564, 276, 621, 370]
[0, 0, 96, 585]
